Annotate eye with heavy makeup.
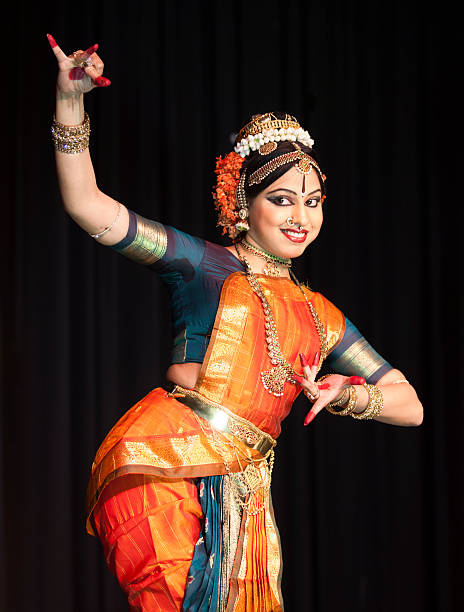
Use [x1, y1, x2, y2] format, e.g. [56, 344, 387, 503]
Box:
[265, 189, 322, 208]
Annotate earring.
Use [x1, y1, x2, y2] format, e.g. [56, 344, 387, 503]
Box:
[235, 171, 250, 232]
[236, 206, 250, 231]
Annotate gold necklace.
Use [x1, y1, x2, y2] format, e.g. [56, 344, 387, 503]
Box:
[239, 238, 291, 277]
[235, 248, 327, 396]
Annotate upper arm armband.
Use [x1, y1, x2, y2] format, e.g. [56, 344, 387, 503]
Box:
[326, 317, 393, 383]
[111, 210, 167, 265]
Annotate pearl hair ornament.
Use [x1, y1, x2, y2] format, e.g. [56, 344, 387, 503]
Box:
[234, 113, 315, 158]
[235, 126, 315, 157]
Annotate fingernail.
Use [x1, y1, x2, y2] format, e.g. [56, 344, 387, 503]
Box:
[304, 411, 316, 426]
[349, 376, 365, 386]
[317, 383, 331, 390]
[85, 43, 99, 55]
[47, 34, 57, 48]
[95, 76, 111, 87]
[312, 351, 320, 367]
[293, 375, 304, 384]
[299, 353, 309, 368]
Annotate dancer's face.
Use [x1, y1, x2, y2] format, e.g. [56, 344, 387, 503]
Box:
[246, 165, 324, 259]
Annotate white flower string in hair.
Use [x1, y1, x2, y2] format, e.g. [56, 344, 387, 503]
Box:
[234, 113, 315, 158]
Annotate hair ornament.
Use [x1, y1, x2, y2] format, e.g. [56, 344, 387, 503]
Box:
[213, 151, 246, 238]
[259, 142, 277, 156]
[234, 112, 315, 157]
[248, 150, 322, 186]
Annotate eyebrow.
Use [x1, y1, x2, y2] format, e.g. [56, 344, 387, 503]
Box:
[266, 188, 322, 197]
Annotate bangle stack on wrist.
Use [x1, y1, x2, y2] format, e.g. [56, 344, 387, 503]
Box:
[350, 384, 383, 420]
[325, 386, 358, 416]
[319, 374, 384, 420]
[51, 112, 90, 154]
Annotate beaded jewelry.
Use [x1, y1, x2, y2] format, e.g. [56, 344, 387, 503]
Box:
[239, 238, 291, 277]
[248, 150, 323, 186]
[235, 170, 250, 232]
[51, 112, 90, 154]
[350, 384, 383, 420]
[235, 247, 327, 397]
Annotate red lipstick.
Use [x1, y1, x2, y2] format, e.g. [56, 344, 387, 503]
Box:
[280, 229, 308, 244]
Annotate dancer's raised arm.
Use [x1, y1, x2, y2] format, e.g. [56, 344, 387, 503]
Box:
[48, 34, 129, 245]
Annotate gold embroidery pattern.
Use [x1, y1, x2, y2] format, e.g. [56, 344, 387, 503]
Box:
[120, 214, 167, 265]
[220, 476, 243, 611]
[333, 337, 386, 380]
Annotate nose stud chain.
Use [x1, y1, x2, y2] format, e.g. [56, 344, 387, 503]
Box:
[286, 217, 303, 231]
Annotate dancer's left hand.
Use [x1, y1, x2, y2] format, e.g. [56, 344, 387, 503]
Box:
[292, 354, 365, 425]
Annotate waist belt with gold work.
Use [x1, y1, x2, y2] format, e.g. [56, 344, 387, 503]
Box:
[168, 385, 276, 458]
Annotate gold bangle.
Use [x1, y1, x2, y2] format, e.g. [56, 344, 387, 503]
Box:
[326, 385, 357, 416]
[350, 384, 383, 420]
[326, 387, 349, 408]
[51, 112, 90, 154]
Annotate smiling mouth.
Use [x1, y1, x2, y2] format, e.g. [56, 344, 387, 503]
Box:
[280, 228, 308, 243]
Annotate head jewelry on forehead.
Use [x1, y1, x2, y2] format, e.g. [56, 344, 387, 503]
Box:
[248, 143, 323, 186]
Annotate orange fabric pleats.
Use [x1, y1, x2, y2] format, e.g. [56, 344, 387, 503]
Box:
[229, 491, 282, 612]
[92, 474, 203, 611]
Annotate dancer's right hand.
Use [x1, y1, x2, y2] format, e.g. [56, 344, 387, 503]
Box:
[47, 33, 111, 95]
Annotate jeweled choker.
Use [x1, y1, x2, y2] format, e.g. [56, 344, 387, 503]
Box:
[239, 238, 291, 278]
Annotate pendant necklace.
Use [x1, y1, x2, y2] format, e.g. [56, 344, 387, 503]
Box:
[239, 238, 291, 277]
[235, 244, 327, 396]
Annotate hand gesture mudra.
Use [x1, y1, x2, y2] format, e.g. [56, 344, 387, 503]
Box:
[293, 353, 365, 425]
[47, 33, 110, 95]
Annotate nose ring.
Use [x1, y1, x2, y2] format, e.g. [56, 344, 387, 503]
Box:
[287, 217, 303, 231]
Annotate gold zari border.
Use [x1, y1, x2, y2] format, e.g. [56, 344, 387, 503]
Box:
[170, 385, 276, 457]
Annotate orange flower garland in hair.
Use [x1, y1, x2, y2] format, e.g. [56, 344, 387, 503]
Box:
[213, 151, 245, 237]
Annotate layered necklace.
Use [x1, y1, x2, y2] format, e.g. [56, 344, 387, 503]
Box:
[239, 238, 291, 277]
[235, 242, 327, 397]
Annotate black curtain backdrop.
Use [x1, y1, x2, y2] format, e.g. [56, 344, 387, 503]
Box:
[2, 1, 462, 611]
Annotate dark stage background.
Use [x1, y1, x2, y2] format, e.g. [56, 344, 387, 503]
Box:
[2, 1, 462, 611]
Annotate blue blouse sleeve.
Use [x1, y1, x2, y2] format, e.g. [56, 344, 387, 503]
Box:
[326, 317, 393, 384]
[109, 208, 205, 278]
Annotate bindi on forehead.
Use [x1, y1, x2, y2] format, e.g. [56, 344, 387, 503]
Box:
[302, 174, 305, 195]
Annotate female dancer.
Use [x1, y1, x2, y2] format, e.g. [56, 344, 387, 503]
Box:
[49, 36, 423, 611]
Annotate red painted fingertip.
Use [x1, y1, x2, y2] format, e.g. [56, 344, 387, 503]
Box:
[293, 375, 304, 384]
[95, 76, 111, 87]
[317, 383, 331, 390]
[312, 351, 320, 367]
[299, 353, 309, 368]
[304, 411, 316, 426]
[47, 34, 57, 48]
[349, 376, 365, 386]
[84, 43, 99, 55]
